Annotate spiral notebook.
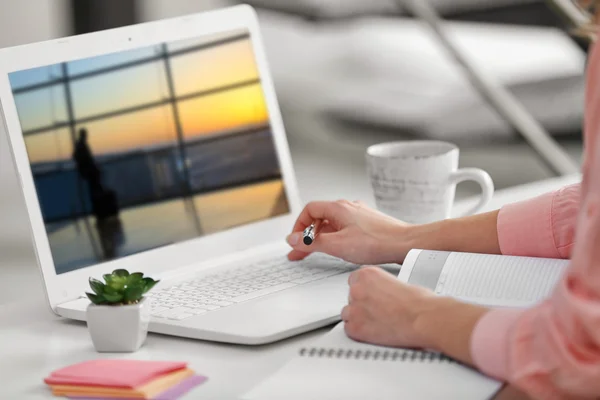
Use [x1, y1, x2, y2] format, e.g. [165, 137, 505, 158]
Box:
[242, 322, 503, 400]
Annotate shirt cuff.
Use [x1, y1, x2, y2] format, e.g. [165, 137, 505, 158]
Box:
[497, 192, 560, 258]
[470, 308, 524, 380]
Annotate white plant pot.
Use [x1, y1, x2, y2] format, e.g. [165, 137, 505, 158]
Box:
[86, 297, 150, 353]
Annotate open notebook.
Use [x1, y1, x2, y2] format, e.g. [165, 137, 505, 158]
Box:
[243, 250, 569, 400]
[400, 249, 569, 308]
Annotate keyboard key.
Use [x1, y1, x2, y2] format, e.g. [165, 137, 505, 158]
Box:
[264, 280, 282, 286]
[201, 299, 223, 306]
[213, 301, 234, 307]
[198, 304, 221, 311]
[159, 303, 178, 308]
[292, 270, 341, 284]
[254, 283, 269, 289]
[231, 283, 297, 303]
[150, 307, 170, 315]
[164, 307, 195, 315]
[168, 313, 194, 321]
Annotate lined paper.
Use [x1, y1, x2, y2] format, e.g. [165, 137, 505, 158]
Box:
[436, 253, 569, 307]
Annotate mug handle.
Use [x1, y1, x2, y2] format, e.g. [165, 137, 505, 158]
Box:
[449, 168, 494, 217]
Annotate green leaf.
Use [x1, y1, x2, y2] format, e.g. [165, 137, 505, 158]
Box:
[102, 291, 124, 303]
[124, 282, 145, 303]
[112, 269, 129, 277]
[128, 272, 144, 285]
[103, 285, 119, 295]
[105, 275, 126, 291]
[142, 277, 159, 294]
[89, 278, 105, 295]
[86, 292, 106, 305]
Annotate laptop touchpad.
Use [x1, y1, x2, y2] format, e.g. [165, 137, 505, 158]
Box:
[177, 273, 350, 343]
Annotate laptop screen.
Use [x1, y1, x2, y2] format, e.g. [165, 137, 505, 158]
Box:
[7, 29, 290, 275]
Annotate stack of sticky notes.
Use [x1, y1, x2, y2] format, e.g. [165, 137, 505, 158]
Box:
[44, 359, 207, 399]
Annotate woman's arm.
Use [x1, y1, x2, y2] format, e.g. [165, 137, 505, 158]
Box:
[408, 184, 581, 261]
[286, 185, 580, 266]
[407, 210, 501, 256]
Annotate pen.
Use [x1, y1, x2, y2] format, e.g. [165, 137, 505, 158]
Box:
[303, 220, 321, 245]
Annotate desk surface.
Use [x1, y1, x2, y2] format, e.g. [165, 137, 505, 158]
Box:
[1, 174, 580, 399]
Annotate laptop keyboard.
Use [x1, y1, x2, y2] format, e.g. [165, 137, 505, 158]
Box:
[147, 253, 357, 321]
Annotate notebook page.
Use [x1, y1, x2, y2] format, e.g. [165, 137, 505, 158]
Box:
[437, 252, 569, 307]
[242, 323, 502, 400]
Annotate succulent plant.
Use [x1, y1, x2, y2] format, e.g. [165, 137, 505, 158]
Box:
[86, 269, 159, 306]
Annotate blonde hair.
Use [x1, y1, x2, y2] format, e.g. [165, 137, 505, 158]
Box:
[573, 0, 600, 41]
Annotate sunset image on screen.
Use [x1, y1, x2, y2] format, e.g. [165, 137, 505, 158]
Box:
[8, 29, 289, 274]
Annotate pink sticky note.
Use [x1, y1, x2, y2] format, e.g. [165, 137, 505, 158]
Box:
[67, 375, 208, 400]
[44, 360, 188, 388]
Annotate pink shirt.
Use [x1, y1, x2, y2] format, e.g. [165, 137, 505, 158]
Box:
[470, 42, 600, 399]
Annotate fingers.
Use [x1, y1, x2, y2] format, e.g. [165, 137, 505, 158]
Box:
[287, 249, 309, 261]
[290, 201, 349, 234]
[286, 222, 341, 261]
[290, 201, 330, 234]
[286, 223, 338, 253]
[348, 266, 386, 285]
[341, 305, 351, 322]
[343, 268, 380, 341]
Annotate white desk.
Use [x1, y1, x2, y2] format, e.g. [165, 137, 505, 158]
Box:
[0, 174, 580, 399]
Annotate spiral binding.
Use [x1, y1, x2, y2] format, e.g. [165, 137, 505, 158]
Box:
[298, 347, 454, 363]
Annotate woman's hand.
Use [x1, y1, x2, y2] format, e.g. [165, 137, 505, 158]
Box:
[342, 266, 490, 365]
[341, 266, 438, 349]
[286, 200, 414, 265]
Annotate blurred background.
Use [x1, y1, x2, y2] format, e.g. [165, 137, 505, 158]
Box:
[0, 0, 587, 301]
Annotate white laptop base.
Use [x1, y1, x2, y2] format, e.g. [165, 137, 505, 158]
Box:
[57, 245, 363, 345]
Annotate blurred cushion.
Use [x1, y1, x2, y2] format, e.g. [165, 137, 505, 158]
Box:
[243, 0, 540, 19]
[320, 19, 585, 140]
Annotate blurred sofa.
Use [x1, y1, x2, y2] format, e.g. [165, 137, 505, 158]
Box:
[244, 5, 585, 137]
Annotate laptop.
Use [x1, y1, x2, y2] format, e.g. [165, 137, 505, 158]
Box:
[0, 5, 373, 345]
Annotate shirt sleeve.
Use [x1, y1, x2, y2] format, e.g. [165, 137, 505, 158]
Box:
[471, 193, 600, 399]
[470, 38, 600, 399]
[496, 184, 580, 259]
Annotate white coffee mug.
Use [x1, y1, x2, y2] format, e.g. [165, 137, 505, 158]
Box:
[366, 141, 494, 224]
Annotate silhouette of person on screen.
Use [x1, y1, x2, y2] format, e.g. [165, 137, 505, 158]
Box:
[73, 128, 123, 261]
[73, 128, 103, 196]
